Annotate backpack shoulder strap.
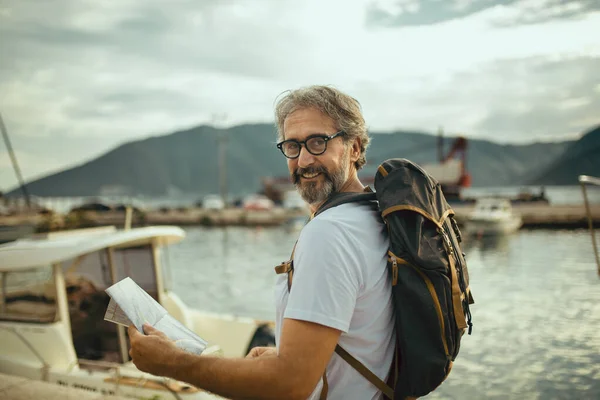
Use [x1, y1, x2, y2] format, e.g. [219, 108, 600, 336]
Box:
[334, 345, 394, 399]
[312, 190, 377, 219]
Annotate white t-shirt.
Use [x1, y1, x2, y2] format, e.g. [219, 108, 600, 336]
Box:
[274, 202, 396, 400]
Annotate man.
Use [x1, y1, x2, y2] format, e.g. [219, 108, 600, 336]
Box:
[128, 85, 395, 400]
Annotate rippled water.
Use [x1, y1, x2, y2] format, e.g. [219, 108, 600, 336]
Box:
[166, 226, 600, 400]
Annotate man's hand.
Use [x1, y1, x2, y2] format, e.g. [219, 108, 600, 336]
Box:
[128, 323, 186, 378]
[127, 319, 342, 400]
[245, 346, 276, 359]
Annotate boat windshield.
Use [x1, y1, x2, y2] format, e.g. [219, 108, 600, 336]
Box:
[60, 244, 160, 363]
[0, 266, 57, 323]
[61, 244, 159, 297]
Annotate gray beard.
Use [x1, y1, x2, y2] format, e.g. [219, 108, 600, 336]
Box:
[295, 152, 350, 206]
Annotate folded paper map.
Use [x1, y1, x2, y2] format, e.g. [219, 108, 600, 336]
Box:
[104, 277, 208, 355]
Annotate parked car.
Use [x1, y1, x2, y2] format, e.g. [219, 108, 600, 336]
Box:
[202, 194, 225, 210]
[243, 194, 274, 211]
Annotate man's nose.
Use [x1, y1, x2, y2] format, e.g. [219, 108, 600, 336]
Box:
[297, 145, 315, 168]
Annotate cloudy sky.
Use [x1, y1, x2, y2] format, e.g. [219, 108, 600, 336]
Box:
[1, 0, 599, 191]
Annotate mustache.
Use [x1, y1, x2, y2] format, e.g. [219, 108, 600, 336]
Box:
[292, 165, 328, 184]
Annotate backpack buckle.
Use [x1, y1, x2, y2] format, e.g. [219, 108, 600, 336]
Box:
[274, 261, 292, 275]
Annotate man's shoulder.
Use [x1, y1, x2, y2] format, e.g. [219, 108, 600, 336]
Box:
[298, 202, 383, 247]
[316, 201, 379, 221]
[315, 201, 383, 230]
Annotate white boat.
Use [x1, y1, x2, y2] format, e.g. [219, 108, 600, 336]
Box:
[0, 225, 275, 399]
[463, 198, 523, 236]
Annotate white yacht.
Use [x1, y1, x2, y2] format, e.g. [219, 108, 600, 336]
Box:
[0, 225, 275, 399]
[463, 198, 523, 236]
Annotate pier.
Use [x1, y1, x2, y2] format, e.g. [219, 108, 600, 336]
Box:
[0, 203, 598, 233]
[451, 203, 600, 229]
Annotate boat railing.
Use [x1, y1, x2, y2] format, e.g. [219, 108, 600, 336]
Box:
[76, 358, 123, 372]
[0, 325, 50, 380]
[76, 359, 124, 394]
[578, 175, 600, 277]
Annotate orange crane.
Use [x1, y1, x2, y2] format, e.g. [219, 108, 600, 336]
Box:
[438, 134, 471, 188]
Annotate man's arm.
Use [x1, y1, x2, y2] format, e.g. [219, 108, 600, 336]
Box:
[129, 317, 341, 400]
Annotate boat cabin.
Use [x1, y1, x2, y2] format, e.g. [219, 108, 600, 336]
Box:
[471, 198, 513, 215]
[0, 226, 185, 379]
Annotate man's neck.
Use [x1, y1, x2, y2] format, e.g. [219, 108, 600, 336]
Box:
[309, 175, 364, 214]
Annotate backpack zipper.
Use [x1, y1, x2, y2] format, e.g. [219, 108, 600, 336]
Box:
[440, 227, 473, 335]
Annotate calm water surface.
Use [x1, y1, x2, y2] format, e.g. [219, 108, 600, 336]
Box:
[166, 226, 600, 400]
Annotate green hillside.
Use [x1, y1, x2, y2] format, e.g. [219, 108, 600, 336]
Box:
[528, 125, 600, 185]
[6, 123, 583, 197]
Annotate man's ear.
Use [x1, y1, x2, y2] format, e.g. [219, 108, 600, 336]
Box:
[350, 137, 361, 163]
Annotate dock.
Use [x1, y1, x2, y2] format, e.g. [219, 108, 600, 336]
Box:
[0, 203, 598, 233]
[451, 203, 600, 229]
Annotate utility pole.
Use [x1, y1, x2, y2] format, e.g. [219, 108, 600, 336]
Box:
[437, 126, 444, 163]
[213, 113, 229, 208]
[218, 131, 228, 207]
[0, 111, 31, 209]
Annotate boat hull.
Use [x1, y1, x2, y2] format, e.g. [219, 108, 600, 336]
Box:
[464, 216, 523, 235]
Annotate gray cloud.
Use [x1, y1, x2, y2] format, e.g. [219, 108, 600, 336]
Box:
[0, 0, 599, 189]
[366, 0, 600, 28]
[492, 0, 600, 27]
[0, 0, 309, 189]
[1, 0, 311, 81]
[65, 89, 202, 120]
[474, 57, 600, 139]
[407, 55, 600, 141]
[347, 55, 600, 143]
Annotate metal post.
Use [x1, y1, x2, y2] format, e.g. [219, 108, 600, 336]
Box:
[124, 206, 133, 230]
[106, 248, 130, 363]
[437, 126, 444, 163]
[579, 180, 600, 276]
[151, 241, 164, 304]
[1, 271, 7, 314]
[218, 131, 228, 207]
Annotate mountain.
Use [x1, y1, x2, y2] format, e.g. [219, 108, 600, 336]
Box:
[6, 123, 577, 198]
[528, 125, 600, 185]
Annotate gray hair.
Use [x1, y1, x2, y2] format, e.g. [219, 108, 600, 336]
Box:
[274, 85, 370, 170]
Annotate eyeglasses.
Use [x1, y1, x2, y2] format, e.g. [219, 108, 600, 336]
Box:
[276, 131, 346, 159]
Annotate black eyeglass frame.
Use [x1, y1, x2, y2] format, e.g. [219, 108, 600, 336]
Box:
[276, 130, 346, 159]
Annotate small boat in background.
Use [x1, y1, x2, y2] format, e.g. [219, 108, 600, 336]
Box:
[463, 197, 522, 236]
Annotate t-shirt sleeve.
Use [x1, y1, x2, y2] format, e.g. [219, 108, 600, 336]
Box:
[283, 217, 363, 333]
